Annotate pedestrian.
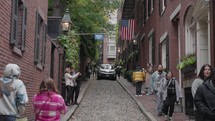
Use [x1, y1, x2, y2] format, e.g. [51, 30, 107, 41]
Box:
[141, 68, 147, 94]
[70, 67, 81, 105]
[191, 64, 213, 120]
[116, 65, 122, 79]
[85, 63, 91, 79]
[151, 64, 166, 116]
[64, 68, 80, 106]
[146, 63, 153, 95]
[32, 78, 67, 121]
[159, 71, 182, 121]
[132, 65, 146, 97]
[0, 63, 28, 121]
[194, 69, 215, 121]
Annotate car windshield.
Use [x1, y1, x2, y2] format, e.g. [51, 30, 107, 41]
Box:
[100, 64, 112, 69]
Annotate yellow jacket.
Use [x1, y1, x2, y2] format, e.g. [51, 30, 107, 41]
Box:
[132, 71, 146, 82]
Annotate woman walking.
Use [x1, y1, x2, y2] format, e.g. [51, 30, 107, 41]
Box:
[132, 65, 146, 96]
[159, 71, 181, 120]
[191, 64, 213, 120]
[32, 78, 67, 121]
[64, 68, 80, 106]
[70, 67, 81, 105]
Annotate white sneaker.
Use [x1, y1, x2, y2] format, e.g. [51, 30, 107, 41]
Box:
[165, 115, 168, 121]
[135, 95, 139, 97]
[169, 117, 172, 120]
[139, 94, 143, 96]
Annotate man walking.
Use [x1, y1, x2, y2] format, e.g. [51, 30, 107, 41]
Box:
[151, 64, 166, 116]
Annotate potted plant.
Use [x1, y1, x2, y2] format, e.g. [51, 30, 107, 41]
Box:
[177, 54, 196, 73]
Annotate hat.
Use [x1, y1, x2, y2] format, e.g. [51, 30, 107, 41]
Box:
[3, 63, 21, 78]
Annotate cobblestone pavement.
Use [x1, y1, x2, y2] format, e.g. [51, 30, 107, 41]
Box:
[69, 79, 147, 121]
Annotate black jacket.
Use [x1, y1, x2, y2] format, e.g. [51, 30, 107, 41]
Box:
[194, 79, 215, 121]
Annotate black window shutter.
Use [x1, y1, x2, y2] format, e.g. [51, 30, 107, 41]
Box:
[42, 24, 47, 66]
[148, 0, 151, 16]
[143, 0, 146, 23]
[166, 35, 169, 70]
[10, 0, 18, 44]
[159, 0, 161, 15]
[21, 5, 27, 51]
[164, 0, 167, 7]
[152, 0, 154, 10]
[34, 11, 40, 63]
[158, 43, 162, 64]
[152, 32, 155, 65]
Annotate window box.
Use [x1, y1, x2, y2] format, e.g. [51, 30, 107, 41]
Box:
[177, 54, 196, 72]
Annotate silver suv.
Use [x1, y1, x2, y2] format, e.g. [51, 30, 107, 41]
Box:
[97, 64, 116, 80]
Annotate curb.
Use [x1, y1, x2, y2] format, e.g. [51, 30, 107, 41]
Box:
[117, 79, 157, 121]
[61, 77, 94, 121]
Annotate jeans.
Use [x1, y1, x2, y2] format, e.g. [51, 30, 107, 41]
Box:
[136, 81, 143, 95]
[0, 115, 16, 121]
[66, 85, 72, 104]
[156, 93, 163, 115]
[163, 95, 176, 117]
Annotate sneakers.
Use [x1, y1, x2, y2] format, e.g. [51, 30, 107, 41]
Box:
[157, 113, 162, 116]
[135, 95, 139, 97]
[165, 115, 168, 121]
[139, 94, 143, 97]
[169, 117, 172, 120]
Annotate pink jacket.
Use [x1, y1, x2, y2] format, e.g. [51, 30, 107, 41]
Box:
[32, 91, 67, 121]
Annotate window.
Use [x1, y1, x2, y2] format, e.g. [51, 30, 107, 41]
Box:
[159, 0, 167, 15]
[185, 7, 196, 55]
[159, 36, 169, 69]
[148, 0, 154, 16]
[10, 0, 27, 53]
[143, 0, 147, 24]
[149, 32, 155, 64]
[34, 11, 47, 67]
[109, 46, 115, 52]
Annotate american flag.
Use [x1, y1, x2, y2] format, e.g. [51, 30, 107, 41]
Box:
[120, 19, 136, 40]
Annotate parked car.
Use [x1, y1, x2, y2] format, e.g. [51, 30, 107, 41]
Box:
[97, 64, 116, 80]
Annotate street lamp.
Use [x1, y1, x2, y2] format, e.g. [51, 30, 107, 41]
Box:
[133, 39, 137, 45]
[117, 47, 121, 53]
[61, 8, 72, 32]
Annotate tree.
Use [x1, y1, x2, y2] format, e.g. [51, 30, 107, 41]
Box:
[48, 0, 122, 70]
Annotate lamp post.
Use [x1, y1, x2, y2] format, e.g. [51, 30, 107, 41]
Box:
[61, 8, 72, 101]
[61, 8, 72, 32]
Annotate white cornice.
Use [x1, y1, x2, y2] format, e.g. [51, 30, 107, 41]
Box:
[193, 0, 209, 20]
[160, 31, 168, 43]
[170, 4, 181, 21]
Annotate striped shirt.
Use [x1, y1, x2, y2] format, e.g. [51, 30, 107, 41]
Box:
[32, 91, 67, 121]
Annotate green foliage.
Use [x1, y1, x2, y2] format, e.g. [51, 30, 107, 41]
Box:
[49, 0, 122, 64]
[58, 30, 80, 69]
[176, 54, 196, 70]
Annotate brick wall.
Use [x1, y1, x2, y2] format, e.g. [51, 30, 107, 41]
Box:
[0, 0, 63, 120]
[135, 0, 196, 80]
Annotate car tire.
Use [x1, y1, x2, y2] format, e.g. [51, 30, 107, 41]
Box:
[97, 76, 100, 80]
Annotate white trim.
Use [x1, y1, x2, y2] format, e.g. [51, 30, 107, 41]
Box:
[148, 29, 154, 38]
[160, 31, 168, 43]
[140, 33, 145, 41]
[170, 4, 181, 21]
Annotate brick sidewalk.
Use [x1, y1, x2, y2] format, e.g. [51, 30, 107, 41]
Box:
[118, 77, 193, 121]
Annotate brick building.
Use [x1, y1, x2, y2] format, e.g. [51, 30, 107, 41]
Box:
[0, 0, 64, 120]
[119, 0, 215, 116]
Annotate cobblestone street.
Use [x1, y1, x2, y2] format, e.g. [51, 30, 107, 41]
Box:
[70, 79, 147, 121]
